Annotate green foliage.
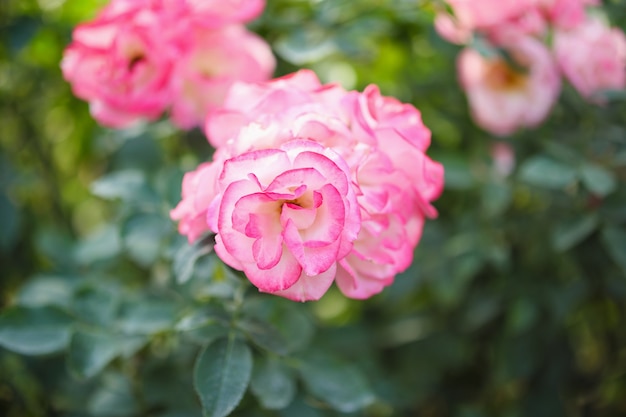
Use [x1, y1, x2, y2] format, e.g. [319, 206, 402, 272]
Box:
[194, 337, 253, 417]
[1, 0, 626, 416]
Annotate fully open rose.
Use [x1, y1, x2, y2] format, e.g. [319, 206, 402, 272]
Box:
[61, 0, 274, 128]
[171, 70, 443, 300]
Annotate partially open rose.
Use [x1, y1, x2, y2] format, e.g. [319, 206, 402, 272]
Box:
[169, 25, 275, 129]
[61, 0, 274, 128]
[457, 34, 560, 135]
[554, 17, 626, 102]
[211, 140, 360, 301]
[61, 4, 174, 127]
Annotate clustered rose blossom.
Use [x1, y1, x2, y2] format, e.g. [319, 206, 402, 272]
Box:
[61, 0, 275, 129]
[436, 0, 626, 135]
[171, 70, 444, 301]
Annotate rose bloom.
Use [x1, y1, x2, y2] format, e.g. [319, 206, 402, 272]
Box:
[172, 70, 443, 300]
[169, 25, 275, 129]
[457, 34, 561, 136]
[554, 17, 626, 102]
[444, 0, 536, 31]
[538, 0, 599, 29]
[209, 140, 361, 301]
[436, 1, 547, 44]
[111, 0, 266, 27]
[61, 3, 174, 127]
[62, 0, 273, 128]
[175, 0, 266, 28]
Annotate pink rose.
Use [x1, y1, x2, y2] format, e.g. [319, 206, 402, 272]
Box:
[212, 140, 361, 302]
[205, 70, 329, 149]
[61, 4, 174, 127]
[554, 18, 626, 102]
[457, 34, 561, 135]
[539, 0, 599, 29]
[110, 0, 265, 27]
[196, 70, 444, 300]
[444, 0, 537, 31]
[169, 25, 275, 129]
[436, 1, 547, 44]
[175, 0, 266, 28]
[62, 0, 273, 128]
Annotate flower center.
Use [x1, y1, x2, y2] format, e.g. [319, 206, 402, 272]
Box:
[485, 59, 528, 91]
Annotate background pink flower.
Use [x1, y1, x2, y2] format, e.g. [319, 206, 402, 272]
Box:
[554, 17, 626, 102]
[61, 4, 174, 127]
[539, 0, 599, 29]
[169, 25, 275, 129]
[457, 35, 561, 136]
[62, 0, 274, 128]
[444, 0, 537, 31]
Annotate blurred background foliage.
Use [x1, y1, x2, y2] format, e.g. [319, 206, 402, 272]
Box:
[2, 0, 626, 416]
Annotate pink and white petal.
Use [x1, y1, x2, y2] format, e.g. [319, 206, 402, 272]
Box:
[266, 167, 326, 195]
[298, 184, 345, 244]
[244, 248, 302, 293]
[252, 233, 284, 270]
[214, 234, 244, 270]
[292, 151, 350, 195]
[220, 149, 289, 187]
[281, 203, 317, 230]
[335, 257, 393, 300]
[232, 193, 280, 236]
[272, 263, 337, 302]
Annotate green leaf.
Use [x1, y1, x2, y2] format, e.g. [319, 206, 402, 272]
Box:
[250, 358, 296, 410]
[90, 170, 149, 201]
[518, 156, 577, 189]
[297, 351, 375, 413]
[551, 214, 599, 252]
[602, 227, 626, 272]
[117, 299, 179, 335]
[174, 235, 214, 284]
[72, 284, 120, 326]
[237, 318, 289, 355]
[122, 213, 171, 267]
[74, 225, 122, 265]
[87, 372, 139, 417]
[17, 275, 74, 308]
[242, 297, 314, 354]
[481, 182, 512, 216]
[579, 164, 617, 197]
[0, 306, 73, 355]
[68, 329, 146, 379]
[194, 336, 253, 417]
[439, 154, 475, 190]
[176, 308, 229, 345]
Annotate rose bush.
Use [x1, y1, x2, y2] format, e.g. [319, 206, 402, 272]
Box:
[5, 1, 626, 416]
